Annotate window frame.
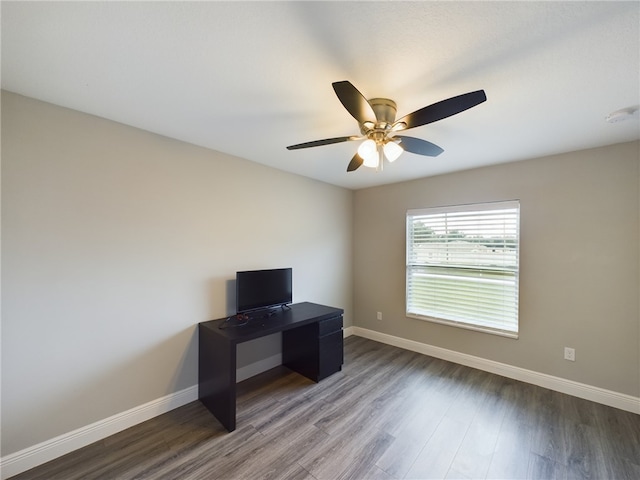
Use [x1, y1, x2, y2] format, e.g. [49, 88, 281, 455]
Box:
[406, 200, 520, 338]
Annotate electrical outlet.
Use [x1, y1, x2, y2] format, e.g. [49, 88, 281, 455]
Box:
[564, 347, 575, 361]
[377, 311, 382, 321]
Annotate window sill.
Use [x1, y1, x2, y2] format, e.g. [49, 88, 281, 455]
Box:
[407, 313, 519, 339]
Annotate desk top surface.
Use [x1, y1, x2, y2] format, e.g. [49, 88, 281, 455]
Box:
[199, 302, 343, 344]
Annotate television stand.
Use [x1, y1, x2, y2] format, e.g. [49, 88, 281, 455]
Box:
[198, 302, 344, 431]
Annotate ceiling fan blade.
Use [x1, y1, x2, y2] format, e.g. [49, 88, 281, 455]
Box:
[347, 152, 364, 172]
[395, 90, 487, 130]
[396, 136, 444, 157]
[332, 81, 377, 124]
[286, 136, 359, 150]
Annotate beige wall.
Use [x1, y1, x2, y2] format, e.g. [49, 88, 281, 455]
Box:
[354, 141, 640, 397]
[1, 91, 353, 455]
[3, 89, 638, 459]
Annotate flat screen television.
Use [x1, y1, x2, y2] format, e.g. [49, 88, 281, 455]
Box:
[236, 268, 292, 314]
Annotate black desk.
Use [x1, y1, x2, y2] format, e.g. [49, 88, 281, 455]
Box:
[198, 302, 344, 431]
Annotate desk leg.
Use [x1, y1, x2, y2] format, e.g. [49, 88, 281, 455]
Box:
[198, 325, 236, 431]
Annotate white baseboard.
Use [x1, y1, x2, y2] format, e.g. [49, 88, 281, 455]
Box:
[7, 325, 632, 479]
[0, 385, 199, 480]
[351, 326, 640, 415]
[1, 327, 354, 479]
[0, 325, 356, 478]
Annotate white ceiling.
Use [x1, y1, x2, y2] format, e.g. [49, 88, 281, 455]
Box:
[2, 1, 639, 190]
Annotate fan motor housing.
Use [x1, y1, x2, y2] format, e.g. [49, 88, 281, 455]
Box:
[368, 98, 397, 125]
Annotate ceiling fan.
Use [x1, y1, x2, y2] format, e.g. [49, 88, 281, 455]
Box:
[287, 81, 487, 172]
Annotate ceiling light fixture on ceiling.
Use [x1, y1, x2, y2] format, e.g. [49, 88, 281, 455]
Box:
[286, 81, 487, 173]
[357, 138, 404, 171]
[605, 107, 639, 123]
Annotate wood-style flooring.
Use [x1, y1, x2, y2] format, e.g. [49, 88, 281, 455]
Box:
[10, 336, 640, 479]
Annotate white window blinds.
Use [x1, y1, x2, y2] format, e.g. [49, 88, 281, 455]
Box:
[406, 201, 520, 338]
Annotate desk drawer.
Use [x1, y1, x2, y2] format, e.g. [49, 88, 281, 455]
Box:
[318, 330, 343, 380]
[318, 315, 343, 337]
[283, 316, 344, 382]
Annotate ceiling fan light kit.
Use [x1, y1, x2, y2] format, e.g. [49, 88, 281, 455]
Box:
[355, 139, 403, 171]
[384, 141, 403, 162]
[287, 80, 487, 173]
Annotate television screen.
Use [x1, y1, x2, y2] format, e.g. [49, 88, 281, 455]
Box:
[236, 268, 292, 314]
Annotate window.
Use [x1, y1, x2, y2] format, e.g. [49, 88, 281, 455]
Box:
[406, 200, 520, 338]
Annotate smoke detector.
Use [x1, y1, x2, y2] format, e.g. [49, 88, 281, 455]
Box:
[605, 107, 639, 123]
